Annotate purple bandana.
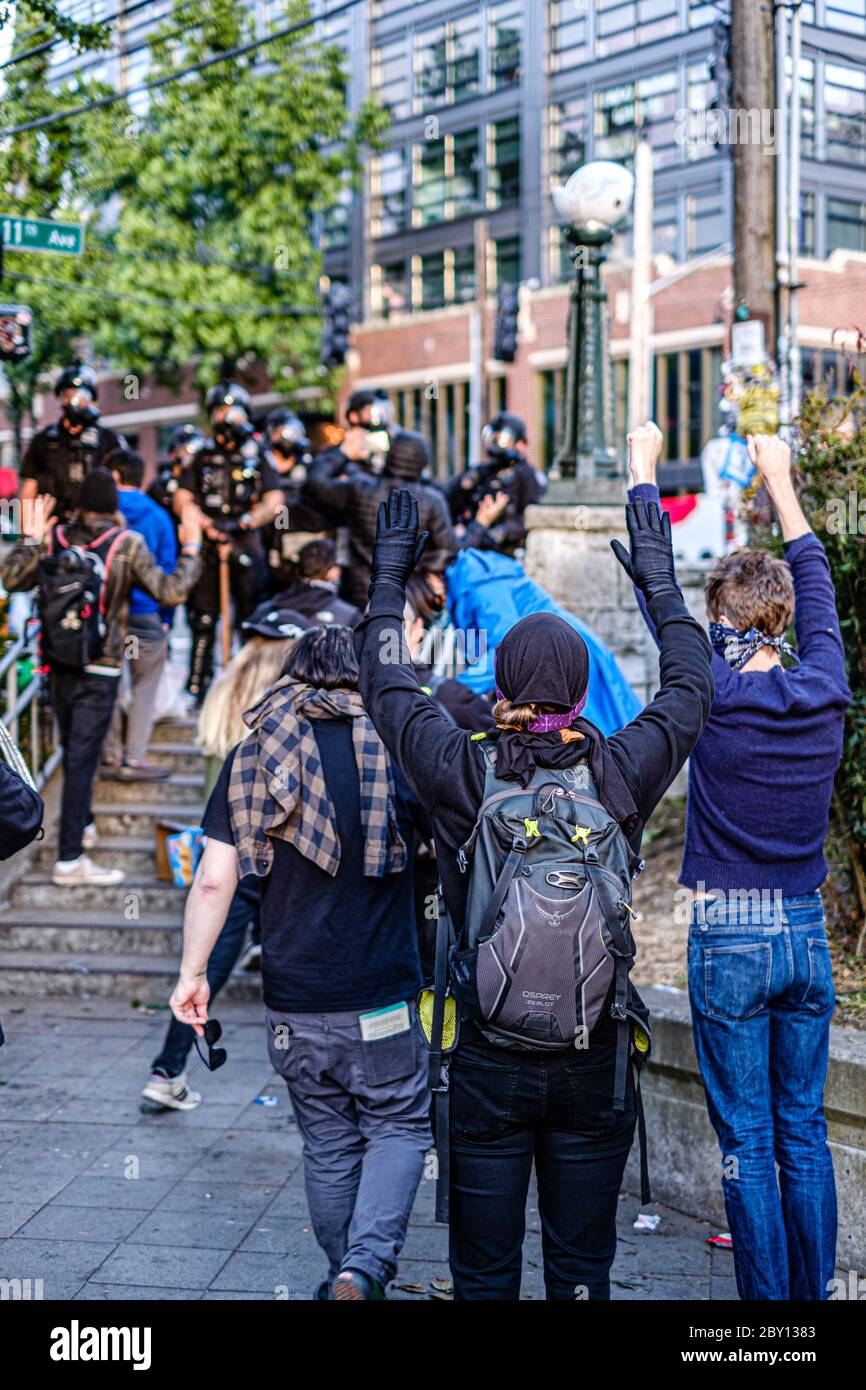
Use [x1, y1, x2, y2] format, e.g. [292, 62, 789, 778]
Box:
[495, 683, 588, 733]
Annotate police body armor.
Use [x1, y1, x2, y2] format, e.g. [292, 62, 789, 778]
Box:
[185, 436, 272, 702]
[38, 423, 114, 521]
[192, 437, 269, 531]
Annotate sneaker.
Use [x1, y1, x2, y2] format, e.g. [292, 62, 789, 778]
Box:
[331, 1270, 385, 1301]
[82, 822, 98, 850]
[52, 855, 125, 887]
[115, 761, 170, 782]
[141, 1070, 202, 1112]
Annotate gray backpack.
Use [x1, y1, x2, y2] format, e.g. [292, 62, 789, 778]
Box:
[424, 744, 652, 1221]
[452, 750, 645, 1053]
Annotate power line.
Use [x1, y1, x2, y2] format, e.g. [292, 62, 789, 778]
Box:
[9, 0, 207, 90]
[10, 268, 322, 316]
[0, 0, 366, 137]
[0, 0, 152, 73]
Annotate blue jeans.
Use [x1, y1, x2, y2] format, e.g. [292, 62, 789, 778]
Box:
[152, 875, 260, 1077]
[688, 891, 837, 1300]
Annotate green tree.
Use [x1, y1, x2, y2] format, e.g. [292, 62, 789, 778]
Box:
[87, 0, 386, 403]
[0, 1, 116, 460]
[0, 0, 108, 48]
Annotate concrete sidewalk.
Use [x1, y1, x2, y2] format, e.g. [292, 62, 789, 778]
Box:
[0, 996, 737, 1301]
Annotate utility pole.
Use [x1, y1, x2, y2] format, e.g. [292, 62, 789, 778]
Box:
[468, 217, 489, 462]
[628, 140, 653, 431]
[730, 0, 777, 341]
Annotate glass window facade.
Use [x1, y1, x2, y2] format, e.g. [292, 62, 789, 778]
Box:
[825, 0, 866, 36]
[489, 0, 522, 89]
[687, 189, 727, 254]
[827, 197, 866, 252]
[596, 0, 678, 58]
[595, 70, 679, 170]
[414, 13, 481, 113]
[370, 147, 409, 238]
[371, 36, 409, 122]
[549, 96, 588, 182]
[825, 63, 866, 166]
[548, 0, 590, 71]
[488, 116, 521, 209]
[494, 235, 521, 288]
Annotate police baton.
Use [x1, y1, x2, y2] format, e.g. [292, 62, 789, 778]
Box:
[218, 542, 232, 669]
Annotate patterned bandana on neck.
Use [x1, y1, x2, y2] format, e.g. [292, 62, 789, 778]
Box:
[708, 621, 799, 672]
[494, 683, 588, 732]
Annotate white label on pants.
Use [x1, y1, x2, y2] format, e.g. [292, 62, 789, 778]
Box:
[358, 1001, 410, 1043]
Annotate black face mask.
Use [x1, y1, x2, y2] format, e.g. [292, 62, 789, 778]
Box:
[214, 412, 254, 449]
[63, 393, 100, 428]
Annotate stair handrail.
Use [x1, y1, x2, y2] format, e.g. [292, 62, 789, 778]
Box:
[0, 619, 62, 790]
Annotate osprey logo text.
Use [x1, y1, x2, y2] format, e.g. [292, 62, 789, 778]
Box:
[49, 1321, 152, 1371]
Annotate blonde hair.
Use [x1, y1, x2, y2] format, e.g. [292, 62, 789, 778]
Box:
[492, 697, 542, 730]
[197, 636, 298, 760]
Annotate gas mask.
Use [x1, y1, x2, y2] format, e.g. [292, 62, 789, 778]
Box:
[63, 390, 100, 429]
[363, 401, 393, 461]
[213, 404, 254, 450]
[482, 422, 522, 463]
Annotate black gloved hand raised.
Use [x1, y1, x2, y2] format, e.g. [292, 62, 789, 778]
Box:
[610, 498, 677, 598]
[370, 488, 429, 596]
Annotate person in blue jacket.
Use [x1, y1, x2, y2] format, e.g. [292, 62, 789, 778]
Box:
[102, 448, 178, 781]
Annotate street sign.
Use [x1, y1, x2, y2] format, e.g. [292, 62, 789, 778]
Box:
[0, 213, 84, 257]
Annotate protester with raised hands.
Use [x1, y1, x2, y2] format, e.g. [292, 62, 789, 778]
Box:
[628, 426, 850, 1301]
[353, 434, 712, 1302]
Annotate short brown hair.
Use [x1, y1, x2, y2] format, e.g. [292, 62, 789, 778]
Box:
[704, 548, 795, 636]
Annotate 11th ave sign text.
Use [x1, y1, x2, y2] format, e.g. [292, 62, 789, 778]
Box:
[0, 214, 84, 257]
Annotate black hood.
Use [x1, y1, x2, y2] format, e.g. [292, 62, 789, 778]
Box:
[385, 428, 430, 480]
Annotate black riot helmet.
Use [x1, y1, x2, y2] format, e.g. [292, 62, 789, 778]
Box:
[55, 362, 99, 400]
[207, 380, 254, 449]
[205, 380, 252, 414]
[346, 388, 393, 430]
[265, 407, 311, 458]
[482, 411, 528, 463]
[55, 363, 100, 427]
[169, 423, 207, 462]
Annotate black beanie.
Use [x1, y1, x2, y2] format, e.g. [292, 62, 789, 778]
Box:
[76, 467, 118, 515]
[385, 428, 430, 480]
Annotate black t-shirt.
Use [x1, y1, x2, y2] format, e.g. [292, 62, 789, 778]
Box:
[21, 422, 124, 520]
[203, 726, 425, 1013]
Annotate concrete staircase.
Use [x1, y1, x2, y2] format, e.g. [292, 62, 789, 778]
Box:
[0, 718, 259, 1003]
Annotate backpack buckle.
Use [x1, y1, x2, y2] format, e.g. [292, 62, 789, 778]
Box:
[610, 1002, 627, 1022]
[584, 848, 599, 864]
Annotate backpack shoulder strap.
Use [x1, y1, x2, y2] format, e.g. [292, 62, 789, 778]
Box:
[100, 529, 133, 613]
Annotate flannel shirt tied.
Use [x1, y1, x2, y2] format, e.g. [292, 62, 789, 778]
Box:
[227, 676, 407, 880]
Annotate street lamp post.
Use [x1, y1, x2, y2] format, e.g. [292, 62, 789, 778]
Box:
[549, 161, 635, 501]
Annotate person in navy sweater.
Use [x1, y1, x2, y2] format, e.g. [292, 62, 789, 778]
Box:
[628, 423, 850, 1301]
[102, 448, 179, 781]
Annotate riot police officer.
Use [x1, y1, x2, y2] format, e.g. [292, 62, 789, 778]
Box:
[446, 411, 546, 555]
[173, 382, 284, 703]
[19, 364, 124, 522]
[147, 424, 207, 527]
[262, 407, 334, 591]
[313, 387, 395, 481]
